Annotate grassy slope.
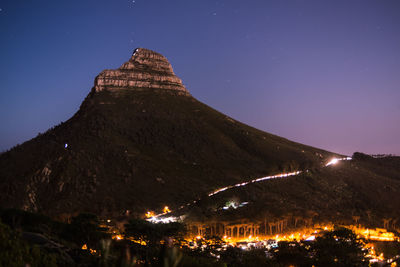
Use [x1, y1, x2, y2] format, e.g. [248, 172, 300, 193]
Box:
[0, 89, 335, 217]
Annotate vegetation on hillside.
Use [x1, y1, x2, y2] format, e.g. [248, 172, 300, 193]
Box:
[0, 90, 335, 217]
[185, 154, 400, 227]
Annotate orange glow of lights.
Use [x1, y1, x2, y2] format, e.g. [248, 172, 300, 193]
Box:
[145, 211, 155, 218]
[163, 206, 171, 213]
[349, 226, 396, 241]
[196, 235, 202, 239]
[113, 234, 123, 240]
[81, 244, 96, 254]
[127, 237, 147, 245]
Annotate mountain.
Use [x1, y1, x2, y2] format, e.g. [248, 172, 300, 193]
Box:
[0, 48, 336, 218]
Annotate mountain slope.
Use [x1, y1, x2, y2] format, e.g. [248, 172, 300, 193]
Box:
[190, 156, 400, 227]
[0, 48, 336, 218]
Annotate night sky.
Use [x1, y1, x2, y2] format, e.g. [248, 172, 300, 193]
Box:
[1, 0, 399, 155]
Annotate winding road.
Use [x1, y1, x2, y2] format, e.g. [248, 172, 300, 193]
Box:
[148, 156, 352, 223]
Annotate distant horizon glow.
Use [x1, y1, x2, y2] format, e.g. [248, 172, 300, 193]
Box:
[1, 0, 399, 155]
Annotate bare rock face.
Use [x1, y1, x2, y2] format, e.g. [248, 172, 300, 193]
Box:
[93, 48, 190, 95]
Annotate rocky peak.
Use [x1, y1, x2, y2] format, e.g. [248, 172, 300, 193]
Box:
[93, 48, 190, 95]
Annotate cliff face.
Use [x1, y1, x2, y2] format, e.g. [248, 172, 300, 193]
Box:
[94, 48, 189, 95]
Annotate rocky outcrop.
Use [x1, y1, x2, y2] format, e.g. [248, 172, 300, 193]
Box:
[93, 48, 190, 95]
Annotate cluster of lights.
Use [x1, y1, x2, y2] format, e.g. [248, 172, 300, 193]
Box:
[102, 219, 398, 265]
[146, 216, 179, 223]
[145, 206, 180, 223]
[349, 226, 398, 242]
[218, 228, 329, 244]
[112, 234, 123, 240]
[163, 206, 171, 213]
[365, 243, 400, 265]
[81, 244, 97, 254]
[189, 224, 399, 264]
[145, 211, 155, 218]
[215, 224, 398, 244]
[222, 201, 249, 210]
[325, 157, 352, 166]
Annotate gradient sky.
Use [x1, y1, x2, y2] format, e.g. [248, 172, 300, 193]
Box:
[1, 0, 399, 155]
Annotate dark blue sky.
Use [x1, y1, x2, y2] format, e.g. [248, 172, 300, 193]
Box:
[1, 0, 399, 155]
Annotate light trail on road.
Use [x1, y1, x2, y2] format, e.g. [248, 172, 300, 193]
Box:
[208, 171, 302, 197]
[208, 157, 351, 197]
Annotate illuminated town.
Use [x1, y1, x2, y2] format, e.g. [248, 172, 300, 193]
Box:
[95, 216, 399, 265]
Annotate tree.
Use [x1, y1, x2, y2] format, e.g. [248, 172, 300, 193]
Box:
[124, 219, 185, 246]
[273, 241, 312, 267]
[124, 219, 186, 265]
[312, 227, 368, 266]
[0, 220, 57, 267]
[64, 213, 109, 248]
[219, 246, 243, 266]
